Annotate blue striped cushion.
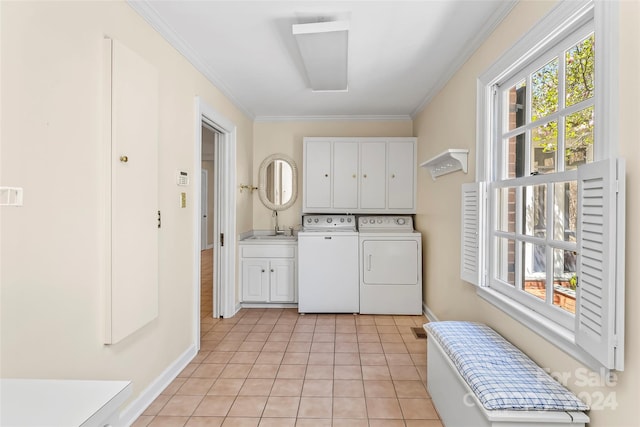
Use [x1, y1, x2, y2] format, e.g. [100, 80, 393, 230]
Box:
[425, 321, 589, 411]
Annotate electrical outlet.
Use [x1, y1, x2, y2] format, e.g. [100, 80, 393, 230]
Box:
[180, 192, 187, 208]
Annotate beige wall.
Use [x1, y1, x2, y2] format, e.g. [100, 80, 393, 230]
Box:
[252, 120, 414, 229]
[0, 0, 252, 407]
[413, 1, 640, 426]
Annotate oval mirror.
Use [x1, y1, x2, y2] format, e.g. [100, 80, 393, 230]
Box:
[258, 154, 298, 211]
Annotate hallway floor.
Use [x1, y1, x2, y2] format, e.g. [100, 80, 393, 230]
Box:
[201, 248, 214, 319]
[133, 308, 442, 427]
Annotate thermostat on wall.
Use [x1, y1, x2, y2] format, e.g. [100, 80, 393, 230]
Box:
[176, 171, 189, 186]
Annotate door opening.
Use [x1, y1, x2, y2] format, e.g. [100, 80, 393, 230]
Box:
[200, 125, 219, 321]
[194, 97, 237, 351]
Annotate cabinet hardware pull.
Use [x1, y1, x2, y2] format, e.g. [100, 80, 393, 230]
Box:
[352, 174, 356, 178]
[271, 269, 274, 272]
[324, 174, 328, 177]
[120, 155, 128, 163]
[391, 174, 396, 178]
[363, 174, 367, 178]
[261, 269, 265, 273]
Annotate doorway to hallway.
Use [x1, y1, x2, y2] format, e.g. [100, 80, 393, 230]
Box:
[193, 97, 238, 350]
[200, 124, 220, 320]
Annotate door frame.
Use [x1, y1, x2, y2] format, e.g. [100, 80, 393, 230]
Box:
[201, 168, 209, 250]
[194, 97, 237, 349]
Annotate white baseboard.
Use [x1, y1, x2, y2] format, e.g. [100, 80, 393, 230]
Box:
[423, 303, 439, 322]
[118, 344, 198, 426]
[240, 303, 298, 309]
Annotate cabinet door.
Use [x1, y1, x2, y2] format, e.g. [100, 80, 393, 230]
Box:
[242, 260, 269, 302]
[105, 39, 159, 344]
[304, 141, 332, 210]
[388, 141, 415, 210]
[269, 259, 296, 302]
[360, 142, 386, 209]
[333, 142, 359, 210]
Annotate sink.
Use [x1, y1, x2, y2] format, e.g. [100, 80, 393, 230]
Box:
[244, 234, 297, 241]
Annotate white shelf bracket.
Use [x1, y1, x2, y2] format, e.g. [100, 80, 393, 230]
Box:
[420, 149, 469, 180]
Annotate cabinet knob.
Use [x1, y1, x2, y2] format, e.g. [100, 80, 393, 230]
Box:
[352, 174, 356, 178]
[391, 174, 396, 178]
[324, 174, 328, 178]
[119, 155, 128, 163]
[261, 269, 265, 273]
[363, 174, 367, 178]
[270, 269, 274, 272]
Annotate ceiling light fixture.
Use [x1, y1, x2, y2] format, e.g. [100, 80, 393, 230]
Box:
[292, 20, 349, 91]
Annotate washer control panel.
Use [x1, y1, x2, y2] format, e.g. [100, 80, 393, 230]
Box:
[302, 215, 356, 231]
[358, 216, 414, 232]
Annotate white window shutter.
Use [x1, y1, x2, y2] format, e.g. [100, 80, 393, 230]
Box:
[575, 158, 625, 371]
[461, 182, 485, 286]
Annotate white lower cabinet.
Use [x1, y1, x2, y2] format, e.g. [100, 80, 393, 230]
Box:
[240, 243, 297, 303]
[268, 259, 296, 302]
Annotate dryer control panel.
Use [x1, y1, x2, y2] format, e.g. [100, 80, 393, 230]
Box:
[358, 216, 414, 232]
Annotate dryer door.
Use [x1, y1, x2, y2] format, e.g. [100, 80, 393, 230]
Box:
[362, 240, 418, 285]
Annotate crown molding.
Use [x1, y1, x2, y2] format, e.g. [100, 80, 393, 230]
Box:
[411, 0, 518, 118]
[126, 0, 256, 120]
[254, 114, 413, 123]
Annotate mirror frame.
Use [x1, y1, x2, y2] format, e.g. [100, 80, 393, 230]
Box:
[258, 153, 298, 211]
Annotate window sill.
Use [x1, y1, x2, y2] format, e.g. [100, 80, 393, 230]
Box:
[476, 286, 603, 372]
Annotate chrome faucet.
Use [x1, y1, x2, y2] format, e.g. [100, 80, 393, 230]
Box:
[273, 210, 284, 235]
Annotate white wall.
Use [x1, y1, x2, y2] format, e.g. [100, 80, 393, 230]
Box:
[413, 1, 640, 426]
[0, 0, 253, 408]
[252, 120, 414, 229]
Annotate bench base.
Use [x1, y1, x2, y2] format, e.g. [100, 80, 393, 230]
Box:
[427, 334, 589, 427]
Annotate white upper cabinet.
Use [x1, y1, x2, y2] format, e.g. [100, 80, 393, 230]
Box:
[333, 141, 359, 210]
[360, 142, 387, 209]
[303, 140, 332, 209]
[303, 137, 416, 213]
[388, 141, 416, 210]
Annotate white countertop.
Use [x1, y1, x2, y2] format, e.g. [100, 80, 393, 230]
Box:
[0, 379, 132, 427]
[239, 230, 298, 244]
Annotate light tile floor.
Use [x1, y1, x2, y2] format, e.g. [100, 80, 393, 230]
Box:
[132, 308, 442, 427]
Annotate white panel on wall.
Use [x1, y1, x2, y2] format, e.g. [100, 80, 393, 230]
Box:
[104, 38, 159, 344]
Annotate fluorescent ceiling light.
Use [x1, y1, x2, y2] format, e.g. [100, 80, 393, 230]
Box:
[292, 20, 349, 91]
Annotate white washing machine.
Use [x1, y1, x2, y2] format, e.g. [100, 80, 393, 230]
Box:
[359, 216, 422, 315]
[298, 215, 359, 313]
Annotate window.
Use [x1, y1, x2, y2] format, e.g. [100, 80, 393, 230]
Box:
[491, 27, 593, 330]
[465, 1, 625, 372]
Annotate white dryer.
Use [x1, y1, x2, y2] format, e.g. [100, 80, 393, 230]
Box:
[358, 216, 422, 315]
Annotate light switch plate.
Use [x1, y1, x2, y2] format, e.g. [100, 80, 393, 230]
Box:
[0, 187, 23, 206]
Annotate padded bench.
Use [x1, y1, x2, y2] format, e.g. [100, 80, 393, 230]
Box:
[424, 321, 589, 427]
